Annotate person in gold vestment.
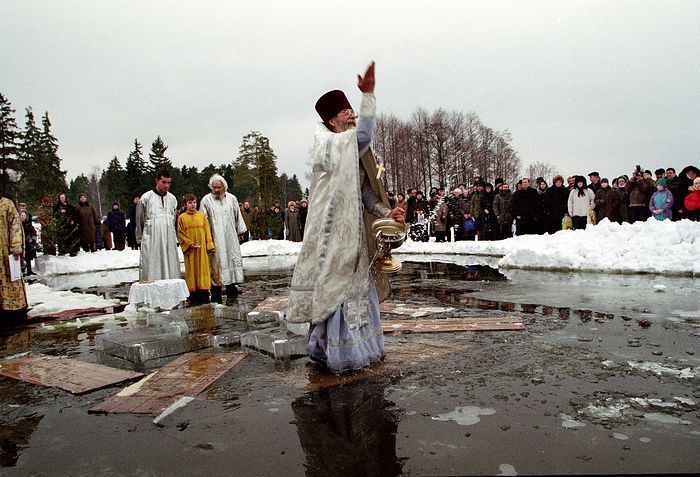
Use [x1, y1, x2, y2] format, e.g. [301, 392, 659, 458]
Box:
[1, 196, 28, 321]
[177, 194, 215, 305]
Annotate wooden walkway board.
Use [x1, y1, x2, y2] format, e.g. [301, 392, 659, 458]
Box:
[0, 354, 144, 395]
[382, 317, 525, 334]
[253, 296, 289, 314]
[89, 352, 247, 415]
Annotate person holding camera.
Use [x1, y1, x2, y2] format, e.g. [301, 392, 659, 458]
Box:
[625, 166, 654, 223]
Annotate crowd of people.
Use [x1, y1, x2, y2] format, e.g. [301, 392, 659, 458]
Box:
[390, 165, 700, 242]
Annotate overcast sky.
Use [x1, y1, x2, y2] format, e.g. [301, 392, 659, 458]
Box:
[2, 0, 698, 189]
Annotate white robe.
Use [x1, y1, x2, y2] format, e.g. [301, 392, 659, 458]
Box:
[200, 192, 247, 286]
[287, 93, 391, 325]
[136, 190, 180, 281]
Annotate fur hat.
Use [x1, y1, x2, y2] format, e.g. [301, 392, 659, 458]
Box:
[315, 90, 352, 125]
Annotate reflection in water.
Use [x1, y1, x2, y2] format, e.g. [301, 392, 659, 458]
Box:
[292, 381, 403, 477]
[0, 413, 43, 467]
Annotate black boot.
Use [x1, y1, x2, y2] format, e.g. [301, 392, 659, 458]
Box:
[211, 286, 223, 304]
[225, 284, 239, 305]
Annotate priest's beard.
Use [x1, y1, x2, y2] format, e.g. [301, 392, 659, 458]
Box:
[334, 119, 356, 132]
[213, 190, 225, 200]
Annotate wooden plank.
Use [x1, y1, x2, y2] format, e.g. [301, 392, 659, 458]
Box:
[89, 352, 247, 415]
[0, 354, 144, 395]
[382, 317, 525, 334]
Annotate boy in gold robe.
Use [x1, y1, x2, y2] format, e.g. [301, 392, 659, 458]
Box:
[177, 194, 215, 305]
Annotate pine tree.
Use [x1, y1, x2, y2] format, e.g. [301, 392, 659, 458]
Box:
[125, 138, 147, 196]
[101, 156, 128, 209]
[148, 135, 172, 174]
[18, 108, 67, 206]
[39, 112, 67, 193]
[288, 174, 303, 202]
[234, 131, 280, 207]
[0, 93, 21, 199]
[68, 174, 89, 202]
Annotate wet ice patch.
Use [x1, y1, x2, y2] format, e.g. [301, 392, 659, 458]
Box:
[584, 402, 629, 419]
[612, 433, 628, 440]
[639, 437, 651, 443]
[497, 463, 518, 476]
[560, 414, 586, 429]
[674, 397, 696, 406]
[432, 405, 496, 425]
[653, 284, 666, 292]
[601, 360, 617, 368]
[627, 361, 698, 379]
[644, 413, 691, 425]
[631, 398, 677, 408]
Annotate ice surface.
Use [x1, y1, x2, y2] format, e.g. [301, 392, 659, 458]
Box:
[240, 327, 307, 359]
[246, 311, 283, 326]
[431, 405, 496, 426]
[95, 327, 210, 363]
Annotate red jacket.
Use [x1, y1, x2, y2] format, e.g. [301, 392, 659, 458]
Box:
[684, 189, 700, 211]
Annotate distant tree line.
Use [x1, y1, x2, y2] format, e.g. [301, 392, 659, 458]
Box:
[374, 108, 522, 192]
[1, 92, 303, 216]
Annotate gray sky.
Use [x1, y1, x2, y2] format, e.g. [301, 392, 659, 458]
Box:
[2, 0, 698, 189]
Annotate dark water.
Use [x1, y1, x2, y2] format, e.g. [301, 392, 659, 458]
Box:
[1, 261, 699, 475]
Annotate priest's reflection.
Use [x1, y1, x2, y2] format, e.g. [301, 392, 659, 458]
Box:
[291, 379, 403, 477]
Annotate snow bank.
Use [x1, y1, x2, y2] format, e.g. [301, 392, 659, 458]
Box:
[27, 283, 121, 316]
[396, 218, 700, 276]
[32, 219, 700, 277]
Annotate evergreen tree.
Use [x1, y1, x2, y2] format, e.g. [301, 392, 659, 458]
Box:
[288, 174, 303, 202]
[18, 108, 67, 206]
[68, 174, 89, 202]
[234, 131, 280, 207]
[125, 138, 147, 196]
[101, 156, 128, 209]
[148, 135, 172, 174]
[0, 93, 20, 199]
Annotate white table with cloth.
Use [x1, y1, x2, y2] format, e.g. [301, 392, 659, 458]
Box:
[127, 279, 189, 310]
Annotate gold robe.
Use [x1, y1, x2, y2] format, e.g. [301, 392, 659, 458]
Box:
[0, 198, 28, 314]
[177, 211, 215, 291]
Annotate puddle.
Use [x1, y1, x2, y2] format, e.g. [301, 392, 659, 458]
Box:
[432, 405, 496, 426]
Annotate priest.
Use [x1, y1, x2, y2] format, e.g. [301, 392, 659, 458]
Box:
[286, 61, 406, 374]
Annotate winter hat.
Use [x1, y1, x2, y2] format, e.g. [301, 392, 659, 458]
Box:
[315, 90, 352, 125]
[656, 177, 668, 188]
[112, 200, 120, 206]
[601, 178, 609, 184]
[453, 188, 462, 195]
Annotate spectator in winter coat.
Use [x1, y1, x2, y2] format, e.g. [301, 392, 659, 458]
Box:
[106, 201, 127, 250]
[664, 168, 682, 221]
[445, 188, 466, 240]
[594, 178, 623, 223]
[567, 176, 595, 230]
[544, 175, 569, 233]
[76, 194, 100, 252]
[649, 178, 674, 221]
[588, 172, 602, 194]
[535, 177, 549, 234]
[434, 201, 449, 242]
[53, 192, 79, 256]
[509, 178, 539, 235]
[626, 170, 654, 222]
[683, 177, 700, 221]
[20, 210, 37, 276]
[127, 195, 140, 250]
[395, 192, 407, 212]
[676, 165, 700, 219]
[493, 183, 513, 239]
[285, 201, 303, 242]
[480, 183, 496, 240]
[616, 176, 630, 222]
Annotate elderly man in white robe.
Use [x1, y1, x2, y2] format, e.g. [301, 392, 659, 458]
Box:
[136, 169, 180, 280]
[286, 62, 406, 374]
[200, 173, 247, 305]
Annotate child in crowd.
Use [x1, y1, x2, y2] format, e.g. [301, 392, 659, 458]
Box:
[177, 194, 215, 305]
[649, 178, 674, 221]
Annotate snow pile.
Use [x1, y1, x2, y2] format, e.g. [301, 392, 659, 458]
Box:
[397, 218, 700, 276]
[27, 283, 121, 316]
[32, 219, 700, 277]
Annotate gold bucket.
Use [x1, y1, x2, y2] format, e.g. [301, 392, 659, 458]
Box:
[372, 218, 407, 273]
